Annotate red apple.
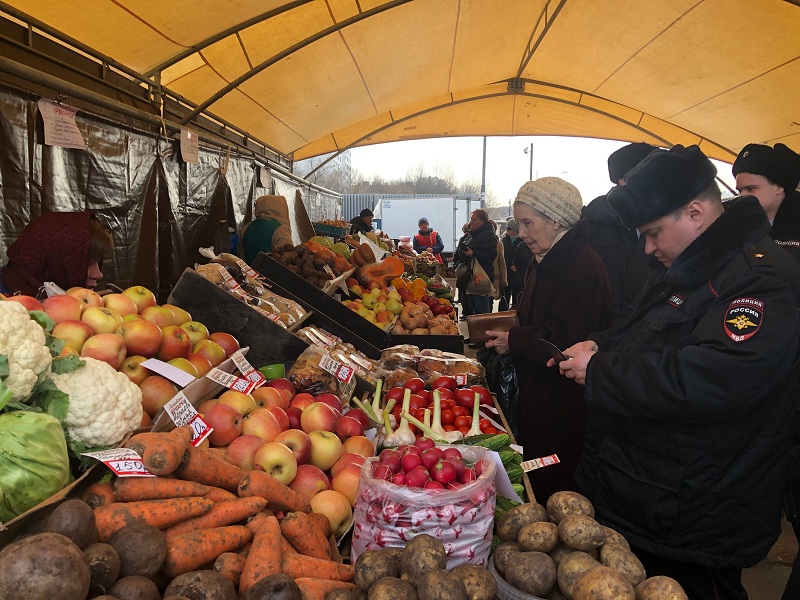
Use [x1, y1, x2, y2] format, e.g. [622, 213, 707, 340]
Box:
[42, 294, 83, 324]
[82, 306, 123, 334]
[226, 435, 265, 471]
[331, 462, 362, 507]
[314, 392, 343, 414]
[180, 321, 209, 346]
[122, 313, 143, 322]
[252, 386, 289, 410]
[290, 393, 315, 412]
[341, 435, 375, 458]
[218, 390, 257, 416]
[197, 398, 218, 415]
[140, 411, 153, 429]
[141, 305, 175, 328]
[157, 325, 192, 361]
[103, 293, 138, 317]
[330, 452, 366, 478]
[5, 295, 43, 312]
[285, 406, 302, 430]
[335, 415, 364, 442]
[163, 304, 192, 327]
[267, 377, 295, 403]
[288, 464, 330, 502]
[120, 355, 149, 385]
[117, 318, 162, 357]
[139, 375, 179, 418]
[300, 402, 340, 434]
[67, 287, 104, 310]
[274, 429, 313, 465]
[81, 332, 127, 370]
[308, 430, 343, 471]
[242, 407, 282, 443]
[52, 319, 95, 353]
[310, 490, 352, 538]
[209, 332, 240, 357]
[167, 357, 199, 378]
[265, 406, 290, 432]
[192, 339, 226, 367]
[205, 403, 244, 446]
[186, 353, 213, 377]
[253, 441, 297, 485]
[343, 408, 370, 430]
[122, 285, 157, 313]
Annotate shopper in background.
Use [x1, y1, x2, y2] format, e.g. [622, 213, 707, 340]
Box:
[490, 220, 507, 312]
[485, 177, 612, 500]
[240, 195, 293, 265]
[455, 222, 472, 320]
[455, 209, 498, 315]
[557, 145, 800, 600]
[500, 219, 523, 310]
[512, 231, 533, 307]
[0, 211, 113, 297]
[349, 208, 374, 235]
[412, 216, 444, 262]
[582, 142, 654, 324]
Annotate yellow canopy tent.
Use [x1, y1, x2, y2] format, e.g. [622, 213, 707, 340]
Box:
[2, 0, 799, 165]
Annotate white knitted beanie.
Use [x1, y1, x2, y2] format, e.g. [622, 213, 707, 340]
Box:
[514, 177, 583, 227]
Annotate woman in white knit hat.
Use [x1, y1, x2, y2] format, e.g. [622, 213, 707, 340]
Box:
[485, 177, 613, 501]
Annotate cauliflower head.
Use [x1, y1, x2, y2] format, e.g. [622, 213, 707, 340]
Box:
[47, 357, 143, 448]
[0, 301, 53, 400]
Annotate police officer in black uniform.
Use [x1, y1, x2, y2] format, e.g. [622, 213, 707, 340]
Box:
[556, 145, 800, 600]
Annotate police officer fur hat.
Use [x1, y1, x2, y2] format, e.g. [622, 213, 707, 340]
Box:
[608, 145, 717, 229]
[607, 142, 657, 183]
[732, 143, 800, 193]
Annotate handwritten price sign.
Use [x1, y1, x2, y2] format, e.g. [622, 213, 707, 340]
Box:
[82, 448, 154, 477]
[206, 367, 257, 394]
[319, 354, 354, 383]
[164, 392, 213, 446]
[231, 351, 266, 389]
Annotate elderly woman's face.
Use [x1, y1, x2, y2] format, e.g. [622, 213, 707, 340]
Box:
[514, 203, 558, 255]
[469, 212, 484, 231]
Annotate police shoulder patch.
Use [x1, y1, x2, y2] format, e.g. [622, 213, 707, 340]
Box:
[724, 297, 763, 342]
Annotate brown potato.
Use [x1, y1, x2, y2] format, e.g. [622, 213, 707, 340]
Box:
[557, 551, 601, 599]
[368, 577, 418, 600]
[546, 492, 595, 524]
[416, 569, 467, 600]
[355, 550, 400, 591]
[400, 535, 447, 586]
[549, 542, 574, 567]
[572, 566, 634, 600]
[546, 588, 569, 600]
[450, 564, 497, 600]
[164, 570, 237, 600]
[519, 521, 560, 553]
[602, 526, 630, 550]
[492, 542, 521, 577]
[108, 576, 161, 600]
[634, 576, 689, 600]
[599, 544, 646, 587]
[558, 514, 605, 552]
[504, 551, 557, 598]
[496, 503, 548, 542]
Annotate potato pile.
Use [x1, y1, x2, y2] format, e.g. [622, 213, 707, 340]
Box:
[270, 244, 350, 289]
[492, 492, 688, 600]
[354, 535, 497, 600]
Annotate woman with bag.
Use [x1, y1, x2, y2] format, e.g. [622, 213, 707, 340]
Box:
[455, 209, 498, 315]
[485, 178, 613, 502]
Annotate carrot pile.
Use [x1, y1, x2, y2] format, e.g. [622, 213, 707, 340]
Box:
[86, 430, 354, 599]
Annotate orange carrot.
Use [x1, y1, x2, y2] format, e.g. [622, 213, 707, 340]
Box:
[175, 446, 245, 492]
[238, 470, 311, 513]
[162, 525, 253, 578]
[281, 536, 298, 556]
[214, 552, 246, 587]
[280, 554, 355, 582]
[295, 578, 356, 600]
[164, 496, 267, 537]
[240, 515, 282, 593]
[328, 535, 342, 564]
[113, 477, 210, 502]
[281, 511, 331, 560]
[93, 496, 213, 541]
[126, 426, 192, 476]
[82, 480, 115, 509]
[308, 512, 332, 539]
[246, 512, 269, 536]
[204, 486, 237, 502]
[236, 542, 252, 558]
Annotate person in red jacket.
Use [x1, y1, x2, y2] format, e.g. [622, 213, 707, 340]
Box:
[412, 217, 444, 262]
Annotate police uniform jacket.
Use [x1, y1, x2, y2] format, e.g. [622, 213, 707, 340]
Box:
[771, 189, 800, 263]
[575, 196, 800, 569]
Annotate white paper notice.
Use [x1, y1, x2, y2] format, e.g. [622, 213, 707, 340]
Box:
[38, 98, 86, 149]
[489, 451, 524, 502]
[180, 128, 199, 163]
[141, 358, 195, 388]
[259, 165, 270, 188]
[82, 448, 153, 477]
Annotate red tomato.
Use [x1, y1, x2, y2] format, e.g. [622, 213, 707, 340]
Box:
[470, 385, 493, 406]
[454, 415, 472, 429]
[417, 389, 432, 403]
[483, 426, 501, 435]
[431, 376, 457, 391]
[443, 424, 456, 432]
[408, 394, 428, 410]
[452, 406, 468, 418]
[411, 407, 425, 421]
[455, 388, 477, 409]
[404, 377, 426, 394]
[457, 426, 471, 435]
[440, 409, 455, 426]
[435, 388, 455, 402]
[441, 399, 455, 410]
[479, 418, 492, 432]
[386, 387, 406, 403]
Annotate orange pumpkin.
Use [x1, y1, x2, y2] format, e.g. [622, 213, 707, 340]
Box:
[357, 257, 405, 287]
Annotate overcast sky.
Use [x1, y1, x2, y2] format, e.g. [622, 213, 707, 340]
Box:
[351, 136, 738, 206]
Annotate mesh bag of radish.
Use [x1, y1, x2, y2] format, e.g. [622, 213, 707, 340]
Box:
[351, 444, 496, 567]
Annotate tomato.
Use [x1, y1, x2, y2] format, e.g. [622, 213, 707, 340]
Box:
[455, 388, 477, 409]
[469, 385, 493, 406]
[440, 409, 455, 426]
[483, 426, 501, 435]
[404, 378, 426, 393]
[441, 398, 456, 410]
[443, 424, 456, 432]
[479, 418, 492, 432]
[452, 406, 468, 418]
[454, 415, 472, 429]
[457, 426, 471, 435]
[411, 407, 425, 421]
[408, 394, 428, 411]
[385, 386, 406, 403]
[436, 388, 455, 402]
[417, 389, 432, 403]
[431, 376, 457, 391]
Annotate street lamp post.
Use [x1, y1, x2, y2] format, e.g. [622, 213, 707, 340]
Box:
[523, 143, 533, 181]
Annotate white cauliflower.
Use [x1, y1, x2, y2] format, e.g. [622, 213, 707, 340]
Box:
[0, 301, 53, 400]
[47, 357, 143, 448]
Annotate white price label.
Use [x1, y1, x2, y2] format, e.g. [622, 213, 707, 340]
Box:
[323, 264, 335, 276]
[319, 354, 355, 383]
[388, 286, 397, 294]
[521, 454, 560, 473]
[455, 374, 468, 386]
[231, 351, 266, 389]
[81, 448, 154, 477]
[206, 367, 257, 394]
[164, 391, 213, 446]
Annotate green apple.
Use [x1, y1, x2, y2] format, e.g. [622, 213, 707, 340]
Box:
[361, 294, 377, 309]
[356, 307, 371, 318]
[373, 303, 387, 314]
[386, 298, 403, 315]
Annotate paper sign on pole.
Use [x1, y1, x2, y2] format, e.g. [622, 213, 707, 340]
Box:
[180, 129, 199, 163]
[38, 98, 86, 149]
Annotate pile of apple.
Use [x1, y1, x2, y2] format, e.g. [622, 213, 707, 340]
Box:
[191, 378, 378, 538]
[341, 280, 402, 330]
[372, 438, 481, 490]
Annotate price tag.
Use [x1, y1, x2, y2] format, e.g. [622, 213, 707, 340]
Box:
[521, 454, 560, 473]
[206, 367, 257, 394]
[348, 353, 374, 371]
[323, 265, 335, 276]
[231, 351, 266, 389]
[455, 374, 468, 386]
[82, 448, 154, 477]
[164, 391, 213, 446]
[388, 286, 397, 294]
[319, 354, 355, 383]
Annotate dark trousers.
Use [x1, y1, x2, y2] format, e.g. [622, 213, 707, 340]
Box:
[468, 294, 492, 315]
[632, 547, 747, 600]
[782, 521, 800, 599]
[457, 284, 472, 317]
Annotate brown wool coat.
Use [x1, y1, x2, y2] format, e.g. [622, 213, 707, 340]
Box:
[507, 219, 613, 502]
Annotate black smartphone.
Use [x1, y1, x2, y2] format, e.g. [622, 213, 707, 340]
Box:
[541, 339, 568, 363]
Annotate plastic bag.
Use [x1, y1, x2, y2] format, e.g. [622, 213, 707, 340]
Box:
[351, 446, 496, 567]
[286, 346, 355, 400]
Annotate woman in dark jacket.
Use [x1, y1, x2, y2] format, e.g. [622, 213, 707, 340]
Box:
[455, 209, 497, 315]
[486, 178, 613, 502]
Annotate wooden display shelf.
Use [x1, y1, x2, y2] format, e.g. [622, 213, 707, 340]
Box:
[492, 394, 535, 504]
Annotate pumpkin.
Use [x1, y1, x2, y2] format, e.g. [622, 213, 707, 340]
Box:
[357, 257, 405, 288]
[351, 244, 376, 268]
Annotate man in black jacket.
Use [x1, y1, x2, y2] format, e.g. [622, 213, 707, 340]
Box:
[557, 145, 800, 599]
[349, 208, 374, 235]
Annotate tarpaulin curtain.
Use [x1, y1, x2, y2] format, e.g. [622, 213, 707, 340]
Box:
[0, 84, 341, 300]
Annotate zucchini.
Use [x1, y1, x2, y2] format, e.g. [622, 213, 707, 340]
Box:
[475, 434, 512, 451]
[506, 464, 524, 483]
[499, 450, 518, 467]
[496, 496, 522, 512]
[458, 433, 496, 446]
[512, 484, 526, 501]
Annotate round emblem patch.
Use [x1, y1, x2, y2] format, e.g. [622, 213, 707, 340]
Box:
[724, 297, 763, 342]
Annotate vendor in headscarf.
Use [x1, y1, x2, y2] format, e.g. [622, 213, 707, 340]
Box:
[412, 216, 444, 262]
[0, 211, 113, 298]
[240, 195, 294, 264]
